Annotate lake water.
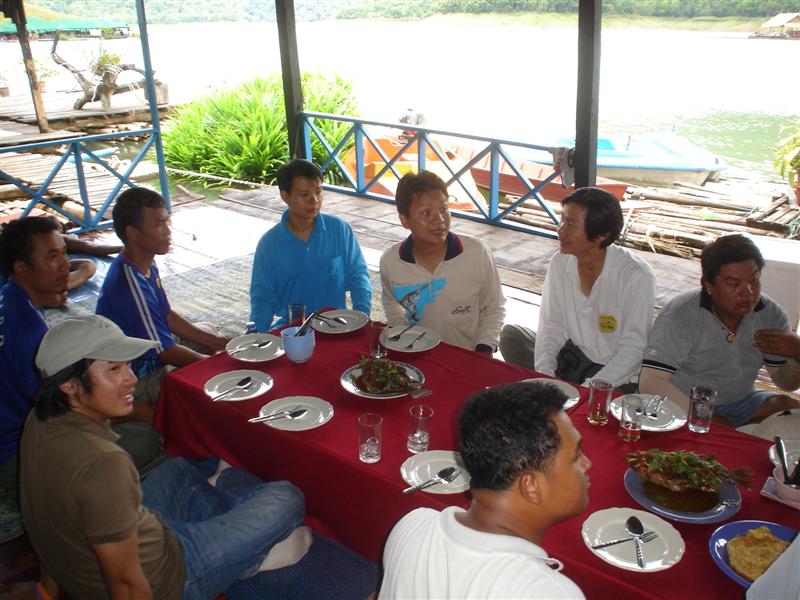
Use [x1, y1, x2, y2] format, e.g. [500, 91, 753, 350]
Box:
[4, 18, 799, 178]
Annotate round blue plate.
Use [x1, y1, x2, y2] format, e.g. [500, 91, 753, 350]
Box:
[709, 520, 798, 587]
[623, 468, 741, 524]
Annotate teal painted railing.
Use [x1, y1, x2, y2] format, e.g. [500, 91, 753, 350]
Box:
[300, 111, 565, 239]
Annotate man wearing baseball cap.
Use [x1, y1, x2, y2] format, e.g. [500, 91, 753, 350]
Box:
[20, 315, 308, 599]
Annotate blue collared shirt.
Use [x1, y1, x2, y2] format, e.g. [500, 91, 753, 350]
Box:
[0, 280, 48, 463]
[250, 211, 372, 331]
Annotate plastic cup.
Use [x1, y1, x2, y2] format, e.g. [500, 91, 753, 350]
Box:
[358, 413, 382, 463]
[407, 405, 433, 453]
[587, 379, 612, 426]
[618, 395, 643, 442]
[369, 321, 388, 358]
[688, 386, 716, 433]
[280, 326, 315, 363]
[287, 303, 306, 325]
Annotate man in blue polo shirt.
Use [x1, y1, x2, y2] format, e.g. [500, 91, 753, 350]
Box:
[249, 159, 372, 331]
[97, 187, 231, 414]
[0, 217, 68, 494]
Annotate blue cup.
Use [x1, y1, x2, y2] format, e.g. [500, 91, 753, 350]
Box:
[280, 326, 315, 363]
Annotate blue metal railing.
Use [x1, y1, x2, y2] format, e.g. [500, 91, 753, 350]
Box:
[300, 111, 565, 239]
[0, 128, 162, 232]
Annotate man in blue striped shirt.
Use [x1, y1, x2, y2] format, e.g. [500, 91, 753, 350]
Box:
[97, 188, 231, 416]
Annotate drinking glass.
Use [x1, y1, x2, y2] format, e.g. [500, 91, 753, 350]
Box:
[587, 379, 612, 426]
[358, 413, 382, 463]
[618, 395, 643, 442]
[287, 303, 306, 325]
[407, 405, 433, 453]
[369, 321, 388, 359]
[688, 386, 716, 433]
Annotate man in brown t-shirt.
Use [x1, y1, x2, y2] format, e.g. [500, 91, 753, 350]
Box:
[20, 316, 307, 599]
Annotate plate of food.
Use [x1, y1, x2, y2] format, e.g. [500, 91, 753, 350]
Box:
[310, 310, 369, 334]
[624, 449, 754, 524]
[226, 333, 284, 362]
[340, 357, 424, 399]
[380, 325, 441, 353]
[520, 378, 581, 411]
[609, 394, 687, 431]
[400, 450, 471, 494]
[709, 520, 797, 587]
[582, 507, 685, 572]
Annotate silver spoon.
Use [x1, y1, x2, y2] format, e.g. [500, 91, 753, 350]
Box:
[403, 466, 460, 494]
[230, 340, 273, 356]
[248, 408, 307, 423]
[625, 516, 647, 569]
[211, 376, 253, 401]
[388, 323, 415, 342]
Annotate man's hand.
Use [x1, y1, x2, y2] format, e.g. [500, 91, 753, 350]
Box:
[753, 329, 800, 362]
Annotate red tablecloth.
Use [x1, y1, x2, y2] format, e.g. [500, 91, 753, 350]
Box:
[154, 324, 799, 599]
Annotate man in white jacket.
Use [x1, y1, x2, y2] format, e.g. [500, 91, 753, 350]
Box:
[380, 170, 505, 354]
[500, 187, 655, 389]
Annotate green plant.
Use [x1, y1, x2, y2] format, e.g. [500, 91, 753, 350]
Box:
[90, 47, 122, 76]
[163, 72, 359, 185]
[774, 124, 800, 188]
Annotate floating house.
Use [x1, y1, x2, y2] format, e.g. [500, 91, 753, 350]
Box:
[752, 13, 800, 39]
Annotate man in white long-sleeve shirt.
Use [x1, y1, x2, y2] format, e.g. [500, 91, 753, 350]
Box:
[380, 170, 505, 354]
[500, 187, 655, 389]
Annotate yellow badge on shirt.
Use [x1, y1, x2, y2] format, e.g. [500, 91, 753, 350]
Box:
[599, 314, 617, 333]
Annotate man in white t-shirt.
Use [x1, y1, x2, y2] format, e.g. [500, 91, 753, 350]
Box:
[379, 381, 590, 599]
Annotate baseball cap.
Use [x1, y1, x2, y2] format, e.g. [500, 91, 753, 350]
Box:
[36, 315, 159, 377]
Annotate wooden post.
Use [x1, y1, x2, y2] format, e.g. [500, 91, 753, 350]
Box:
[2, 0, 49, 132]
[575, 0, 601, 187]
[275, 0, 305, 159]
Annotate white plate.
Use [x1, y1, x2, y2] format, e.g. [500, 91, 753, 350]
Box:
[610, 394, 687, 432]
[310, 309, 369, 334]
[521, 378, 580, 410]
[204, 369, 273, 401]
[257, 396, 333, 431]
[581, 507, 685, 572]
[380, 325, 441, 353]
[226, 333, 284, 362]
[400, 450, 471, 494]
[768, 440, 800, 470]
[340, 361, 425, 399]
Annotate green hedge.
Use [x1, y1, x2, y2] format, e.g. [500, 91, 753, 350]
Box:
[163, 72, 359, 185]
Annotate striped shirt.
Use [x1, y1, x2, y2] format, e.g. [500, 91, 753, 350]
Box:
[96, 254, 174, 378]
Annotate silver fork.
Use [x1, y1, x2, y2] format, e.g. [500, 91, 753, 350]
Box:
[647, 395, 665, 419]
[591, 530, 659, 550]
[405, 331, 426, 350]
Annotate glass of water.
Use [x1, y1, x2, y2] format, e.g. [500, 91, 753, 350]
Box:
[688, 386, 716, 433]
[407, 404, 433, 453]
[358, 413, 382, 463]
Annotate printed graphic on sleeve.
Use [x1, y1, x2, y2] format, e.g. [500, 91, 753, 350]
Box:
[394, 279, 447, 323]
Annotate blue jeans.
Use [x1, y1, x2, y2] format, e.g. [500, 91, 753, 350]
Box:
[141, 458, 305, 600]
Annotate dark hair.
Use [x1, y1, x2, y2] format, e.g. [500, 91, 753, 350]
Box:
[0, 216, 60, 277]
[561, 187, 623, 248]
[701, 234, 765, 285]
[33, 358, 94, 420]
[458, 382, 567, 491]
[395, 170, 448, 216]
[276, 159, 323, 193]
[112, 187, 166, 243]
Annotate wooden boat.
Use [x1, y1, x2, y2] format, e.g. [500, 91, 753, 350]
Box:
[451, 143, 628, 202]
[342, 134, 485, 211]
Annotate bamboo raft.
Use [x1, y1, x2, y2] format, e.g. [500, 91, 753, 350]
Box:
[499, 175, 799, 259]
